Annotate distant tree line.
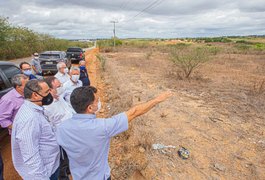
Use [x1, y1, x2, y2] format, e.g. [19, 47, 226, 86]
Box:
[0, 17, 91, 60]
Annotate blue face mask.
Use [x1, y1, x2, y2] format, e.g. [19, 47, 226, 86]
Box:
[23, 70, 32, 76]
[80, 66, 86, 71]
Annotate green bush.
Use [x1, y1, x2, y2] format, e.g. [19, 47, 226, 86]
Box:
[121, 39, 153, 48]
[97, 38, 122, 49]
[194, 37, 232, 43]
[254, 43, 265, 51]
[170, 45, 211, 78]
[235, 40, 253, 44]
[0, 17, 91, 60]
[167, 43, 191, 49]
[235, 44, 251, 52]
[206, 46, 222, 55]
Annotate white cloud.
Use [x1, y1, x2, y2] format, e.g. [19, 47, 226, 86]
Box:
[0, 0, 264, 39]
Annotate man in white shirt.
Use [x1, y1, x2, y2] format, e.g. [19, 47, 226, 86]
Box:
[54, 62, 70, 85]
[63, 67, 82, 103]
[43, 76, 75, 180]
[43, 76, 75, 129]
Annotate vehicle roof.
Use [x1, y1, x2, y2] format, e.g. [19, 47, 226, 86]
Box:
[0, 61, 17, 66]
[67, 47, 82, 49]
[40, 51, 64, 54]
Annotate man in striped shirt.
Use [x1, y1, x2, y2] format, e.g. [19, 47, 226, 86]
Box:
[11, 79, 60, 180]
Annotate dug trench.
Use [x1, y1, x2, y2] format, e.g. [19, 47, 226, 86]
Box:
[91, 46, 265, 180]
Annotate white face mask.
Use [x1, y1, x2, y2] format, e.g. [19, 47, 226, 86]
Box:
[56, 86, 64, 96]
[71, 75, 80, 82]
[95, 99, 101, 113]
[34, 56, 39, 60]
[64, 68, 69, 74]
[23, 70, 32, 76]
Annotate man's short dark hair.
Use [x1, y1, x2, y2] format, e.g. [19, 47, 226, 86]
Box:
[44, 76, 57, 89]
[70, 86, 97, 113]
[19, 62, 31, 69]
[24, 79, 44, 99]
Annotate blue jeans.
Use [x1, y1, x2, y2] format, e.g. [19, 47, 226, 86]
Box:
[50, 167, 59, 180]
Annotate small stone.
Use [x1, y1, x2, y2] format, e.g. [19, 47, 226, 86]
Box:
[214, 163, 226, 172]
[139, 147, 145, 153]
[115, 159, 121, 166]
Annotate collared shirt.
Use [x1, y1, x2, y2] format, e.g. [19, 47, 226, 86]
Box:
[54, 72, 70, 85]
[79, 69, 90, 86]
[56, 112, 128, 180]
[26, 74, 37, 80]
[44, 96, 75, 130]
[12, 100, 60, 180]
[63, 80, 82, 103]
[31, 58, 42, 74]
[0, 88, 24, 134]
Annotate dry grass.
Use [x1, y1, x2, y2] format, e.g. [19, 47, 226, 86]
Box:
[101, 44, 265, 179]
[249, 79, 265, 96]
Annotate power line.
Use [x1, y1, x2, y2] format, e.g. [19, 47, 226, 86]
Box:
[119, 0, 151, 12]
[122, 0, 164, 23]
[119, 0, 131, 10]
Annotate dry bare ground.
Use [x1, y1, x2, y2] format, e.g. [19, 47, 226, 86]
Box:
[96, 46, 265, 179]
[2, 45, 264, 179]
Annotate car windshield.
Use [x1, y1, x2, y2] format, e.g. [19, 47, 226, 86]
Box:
[40, 54, 60, 59]
[67, 48, 82, 52]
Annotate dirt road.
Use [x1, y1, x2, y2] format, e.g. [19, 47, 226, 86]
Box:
[0, 48, 101, 179]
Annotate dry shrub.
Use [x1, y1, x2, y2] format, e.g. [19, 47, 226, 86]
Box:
[100, 47, 114, 53]
[96, 54, 107, 71]
[135, 128, 154, 150]
[145, 51, 153, 60]
[170, 46, 211, 79]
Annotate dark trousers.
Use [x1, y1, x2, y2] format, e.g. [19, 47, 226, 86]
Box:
[50, 167, 59, 180]
[0, 152, 3, 180]
[107, 176, 111, 180]
[59, 148, 70, 180]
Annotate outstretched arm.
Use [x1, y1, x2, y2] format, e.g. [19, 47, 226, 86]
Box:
[125, 91, 173, 122]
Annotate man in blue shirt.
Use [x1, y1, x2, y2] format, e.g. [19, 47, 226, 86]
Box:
[56, 86, 172, 180]
[31, 52, 43, 76]
[79, 60, 90, 86]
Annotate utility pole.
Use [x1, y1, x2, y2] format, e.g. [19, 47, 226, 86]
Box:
[110, 21, 118, 48]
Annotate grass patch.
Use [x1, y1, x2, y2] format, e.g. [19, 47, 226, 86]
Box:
[96, 54, 107, 71]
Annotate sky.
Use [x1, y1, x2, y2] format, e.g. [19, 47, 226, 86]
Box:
[0, 0, 265, 39]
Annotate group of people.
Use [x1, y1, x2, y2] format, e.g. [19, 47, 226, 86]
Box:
[0, 52, 173, 180]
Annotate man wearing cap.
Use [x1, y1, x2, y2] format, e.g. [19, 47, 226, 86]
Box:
[31, 52, 42, 76]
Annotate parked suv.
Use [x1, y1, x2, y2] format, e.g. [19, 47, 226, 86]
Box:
[39, 51, 71, 75]
[0, 61, 21, 140]
[66, 47, 85, 63]
[0, 61, 21, 98]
